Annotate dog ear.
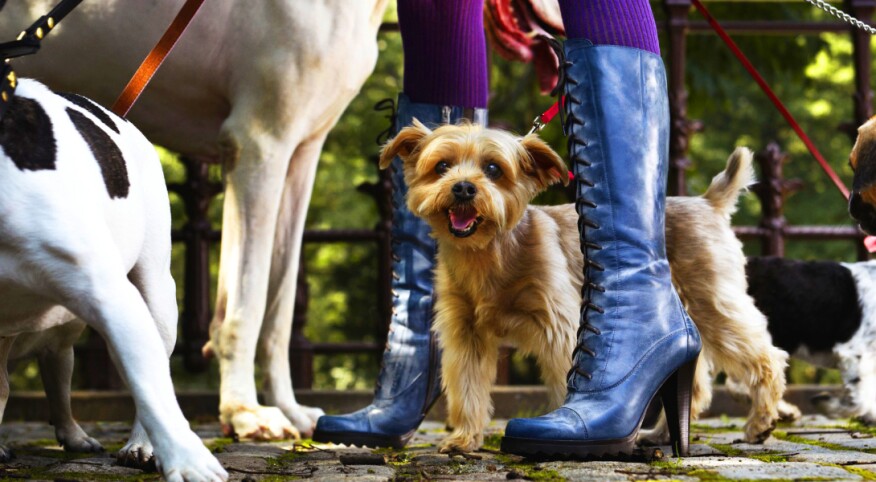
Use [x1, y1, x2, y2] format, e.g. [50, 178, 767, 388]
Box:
[378, 119, 433, 169]
[520, 134, 569, 188]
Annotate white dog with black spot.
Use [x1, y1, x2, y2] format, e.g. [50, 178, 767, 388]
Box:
[0, 78, 226, 482]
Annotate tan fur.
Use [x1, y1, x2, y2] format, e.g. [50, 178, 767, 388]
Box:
[851, 117, 876, 206]
[384, 123, 789, 452]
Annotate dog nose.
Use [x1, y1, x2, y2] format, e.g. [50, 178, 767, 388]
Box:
[452, 181, 477, 201]
[850, 191, 876, 234]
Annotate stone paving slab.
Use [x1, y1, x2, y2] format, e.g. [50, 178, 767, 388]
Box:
[1, 418, 876, 480]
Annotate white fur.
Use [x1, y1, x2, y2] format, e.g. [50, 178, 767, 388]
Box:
[0, 0, 389, 440]
[0, 79, 226, 482]
[819, 260, 876, 423]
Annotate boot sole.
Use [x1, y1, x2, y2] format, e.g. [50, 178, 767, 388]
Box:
[500, 434, 636, 459]
[501, 357, 698, 459]
[312, 429, 414, 449]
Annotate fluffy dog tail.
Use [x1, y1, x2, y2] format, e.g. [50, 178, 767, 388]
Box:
[703, 147, 756, 218]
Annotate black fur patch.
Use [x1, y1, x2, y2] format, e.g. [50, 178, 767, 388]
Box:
[746, 256, 862, 355]
[66, 108, 129, 198]
[0, 96, 57, 170]
[58, 92, 119, 133]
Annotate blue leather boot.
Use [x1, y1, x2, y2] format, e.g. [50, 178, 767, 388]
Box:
[501, 41, 702, 458]
[313, 94, 486, 448]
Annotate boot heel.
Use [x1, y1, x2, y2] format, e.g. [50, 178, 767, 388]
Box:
[659, 357, 698, 457]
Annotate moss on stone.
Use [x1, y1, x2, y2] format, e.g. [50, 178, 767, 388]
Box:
[647, 461, 732, 481]
[691, 423, 740, 434]
[844, 465, 876, 480]
[203, 437, 234, 453]
[709, 443, 788, 462]
[266, 448, 304, 468]
[482, 433, 502, 452]
[773, 430, 856, 452]
[0, 468, 161, 481]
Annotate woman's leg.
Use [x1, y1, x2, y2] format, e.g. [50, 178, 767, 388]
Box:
[313, 0, 488, 448]
[502, 1, 702, 458]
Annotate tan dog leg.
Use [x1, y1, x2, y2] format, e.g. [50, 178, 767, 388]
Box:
[438, 319, 500, 453]
[694, 299, 787, 443]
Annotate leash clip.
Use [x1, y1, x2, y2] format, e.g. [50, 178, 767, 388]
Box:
[528, 115, 545, 136]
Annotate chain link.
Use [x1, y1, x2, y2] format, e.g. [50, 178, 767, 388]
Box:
[805, 0, 876, 35]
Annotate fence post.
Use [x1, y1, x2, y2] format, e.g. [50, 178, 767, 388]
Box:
[848, 0, 875, 129]
[291, 253, 314, 389]
[179, 157, 218, 372]
[357, 157, 394, 346]
[846, 1, 874, 260]
[754, 143, 793, 256]
[664, 0, 696, 196]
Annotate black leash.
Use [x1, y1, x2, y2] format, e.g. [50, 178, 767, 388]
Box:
[0, 0, 83, 118]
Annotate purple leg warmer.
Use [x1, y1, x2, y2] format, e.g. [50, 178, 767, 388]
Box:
[397, 0, 489, 108]
[557, 0, 660, 55]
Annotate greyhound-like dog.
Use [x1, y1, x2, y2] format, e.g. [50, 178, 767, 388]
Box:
[0, 0, 390, 445]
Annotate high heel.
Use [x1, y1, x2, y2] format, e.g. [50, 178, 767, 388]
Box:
[659, 357, 698, 457]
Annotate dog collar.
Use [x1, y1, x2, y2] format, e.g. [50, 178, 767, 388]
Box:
[0, 0, 84, 120]
[0, 62, 15, 120]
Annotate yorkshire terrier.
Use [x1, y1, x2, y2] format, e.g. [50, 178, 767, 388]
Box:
[378, 121, 789, 453]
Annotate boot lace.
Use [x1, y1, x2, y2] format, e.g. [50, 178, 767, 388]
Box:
[375, 97, 400, 394]
[547, 38, 605, 384]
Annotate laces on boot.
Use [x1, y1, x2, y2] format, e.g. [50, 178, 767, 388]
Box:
[548, 38, 606, 385]
[374, 98, 397, 146]
[375, 98, 401, 395]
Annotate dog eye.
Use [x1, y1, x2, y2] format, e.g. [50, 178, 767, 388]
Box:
[435, 161, 450, 175]
[484, 162, 503, 180]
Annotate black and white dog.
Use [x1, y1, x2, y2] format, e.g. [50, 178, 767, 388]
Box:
[0, 78, 227, 481]
[746, 256, 876, 423]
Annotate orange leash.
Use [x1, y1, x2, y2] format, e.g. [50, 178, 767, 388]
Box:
[110, 0, 206, 117]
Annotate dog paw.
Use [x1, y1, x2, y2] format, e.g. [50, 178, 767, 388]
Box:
[0, 445, 13, 462]
[743, 416, 777, 444]
[57, 424, 103, 453]
[154, 435, 228, 482]
[439, 432, 482, 454]
[278, 403, 324, 438]
[117, 440, 156, 471]
[221, 405, 298, 441]
[777, 400, 803, 423]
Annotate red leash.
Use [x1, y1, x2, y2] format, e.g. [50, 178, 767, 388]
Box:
[111, 0, 206, 117]
[528, 96, 565, 135]
[691, 0, 850, 201]
[690, 0, 876, 251]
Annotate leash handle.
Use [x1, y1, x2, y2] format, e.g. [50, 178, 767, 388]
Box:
[111, 0, 206, 117]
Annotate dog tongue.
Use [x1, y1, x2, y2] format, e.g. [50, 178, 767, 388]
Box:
[450, 207, 478, 230]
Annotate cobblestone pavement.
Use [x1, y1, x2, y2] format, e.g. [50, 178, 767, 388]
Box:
[2, 415, 876, 480]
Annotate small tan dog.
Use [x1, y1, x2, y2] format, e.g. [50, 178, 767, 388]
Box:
[378, 121, 789, 453]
